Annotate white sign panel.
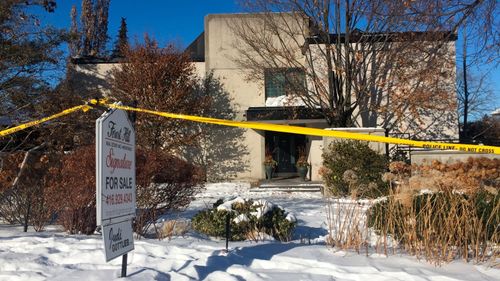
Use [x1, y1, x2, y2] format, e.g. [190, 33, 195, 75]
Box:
[96, 108, 136, 225]
[102, 219, 135, 262]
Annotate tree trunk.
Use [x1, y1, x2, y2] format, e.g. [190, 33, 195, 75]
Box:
[11, 144, 43, 232]
[462, 32, 469, 142]
[23, 194, 31, 232]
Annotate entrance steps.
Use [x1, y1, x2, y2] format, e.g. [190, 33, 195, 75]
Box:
[251, 178, 323, 193]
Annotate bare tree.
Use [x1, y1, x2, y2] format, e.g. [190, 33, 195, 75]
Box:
[231, 0, 493, 138]
[457, 69, 496, 124]
[69, 5, 81, 57]
[94, 0, 110, 55]
[80, 0, 95, 55]
[452, 0, 498, 141]
[78, 0, 110, 56]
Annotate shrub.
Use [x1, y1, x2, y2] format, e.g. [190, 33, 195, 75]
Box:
[158, 219, 190, 240]
[368, 190, 499, 263]
[191, 198, 296, 241]
[47, 146, 204, 236]
[367, 158, 500, 264]
[134, 148, 204, 237]
[47, 145, 96, 234]
[321, 140, 388, 198]
[0, 151, 56, 232]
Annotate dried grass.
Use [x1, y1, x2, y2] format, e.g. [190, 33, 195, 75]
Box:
[157, 219, 190, 240]
[325, 198, 371, 254]
[327, 157, 499, 267]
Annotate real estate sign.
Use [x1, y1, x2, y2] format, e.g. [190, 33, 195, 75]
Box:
[102, 219, 135, 262]
[96, 106, 136, 261]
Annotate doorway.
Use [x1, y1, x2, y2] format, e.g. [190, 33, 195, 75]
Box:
[265, 131, 306, 175]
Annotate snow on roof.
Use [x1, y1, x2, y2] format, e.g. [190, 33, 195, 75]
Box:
[491, 108, 500, 115]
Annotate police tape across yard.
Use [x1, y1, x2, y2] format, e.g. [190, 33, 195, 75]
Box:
[1, 99, 499, 155]
[0, 104, 91, 138]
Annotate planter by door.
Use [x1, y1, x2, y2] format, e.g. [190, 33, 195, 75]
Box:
[297, 166, 308, 181]
[265, 165, 274, 179]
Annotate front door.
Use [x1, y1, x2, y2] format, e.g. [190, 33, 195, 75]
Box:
[265, 132, 306, 174]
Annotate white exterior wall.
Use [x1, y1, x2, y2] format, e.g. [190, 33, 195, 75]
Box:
[204, 14, 309, 180]
[307, 42, 459, 140]
[74, 63, 121, 96]
[193, 62, 206, 79]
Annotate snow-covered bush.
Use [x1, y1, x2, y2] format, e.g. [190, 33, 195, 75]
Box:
[321, 140, 388, 198]
[191, 197, 296, 241]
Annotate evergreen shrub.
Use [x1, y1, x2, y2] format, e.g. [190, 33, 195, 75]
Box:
[191, 198, 296, 241]
[321, 140, 388, 198]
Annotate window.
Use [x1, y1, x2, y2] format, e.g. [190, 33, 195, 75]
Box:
[265, 68, 306, 99]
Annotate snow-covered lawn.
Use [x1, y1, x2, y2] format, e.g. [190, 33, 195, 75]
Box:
[0, 182, 498, 281]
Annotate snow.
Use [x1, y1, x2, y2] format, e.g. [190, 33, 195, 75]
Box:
[285, 213, 297, 222]
[250, 199, 274, 219]
[1, 182, 499, 281]
[216, 196, 245, 212]
[233, 214, 249, 224]
[265, 96, 305, 107]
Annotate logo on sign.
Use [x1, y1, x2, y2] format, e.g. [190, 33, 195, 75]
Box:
[108, 226, 130, 253]
[106, 148, 132, 174]
[108, 121, 132, 143]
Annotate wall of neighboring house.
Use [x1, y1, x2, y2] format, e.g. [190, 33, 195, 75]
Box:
[73, 62, 121, 96]
[193, 62, 206, 79]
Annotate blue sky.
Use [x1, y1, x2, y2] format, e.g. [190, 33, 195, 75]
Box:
[36, 0, 241, 48]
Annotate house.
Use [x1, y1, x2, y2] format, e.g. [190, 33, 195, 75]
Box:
[492, 108, 500, 119]
[185, 13, 459, 181]
[72, 12, 459, 182]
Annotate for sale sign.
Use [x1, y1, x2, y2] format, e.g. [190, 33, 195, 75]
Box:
[96, 106, 136, 262]
[96, 107, 136, 224]
[102, 219, 135, 262]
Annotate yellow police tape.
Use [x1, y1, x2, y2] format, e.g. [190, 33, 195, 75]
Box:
[0, 104, 91, 138]
[1, 99, 499, 155]
[99, 102, 500, 155]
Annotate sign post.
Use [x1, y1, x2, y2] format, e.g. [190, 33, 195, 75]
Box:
[96, 105, 136, 277]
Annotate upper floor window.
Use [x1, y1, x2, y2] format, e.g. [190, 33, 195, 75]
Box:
[265, 68, 306, 99]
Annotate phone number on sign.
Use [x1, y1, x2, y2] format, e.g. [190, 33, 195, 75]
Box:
[105, 193, 133, 205]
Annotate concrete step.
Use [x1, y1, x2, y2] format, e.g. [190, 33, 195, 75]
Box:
[251, 184, 323, 193]
[252, 178, 324, 193]
[250, 187, 322, 193]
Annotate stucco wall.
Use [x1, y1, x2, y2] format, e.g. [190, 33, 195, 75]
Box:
[73, 63, 121, 96]
[307, 41, 458, 140]
[203, 14, 459, 181]
[204, 14, 309, 180]
[193, 62, 206, 79]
